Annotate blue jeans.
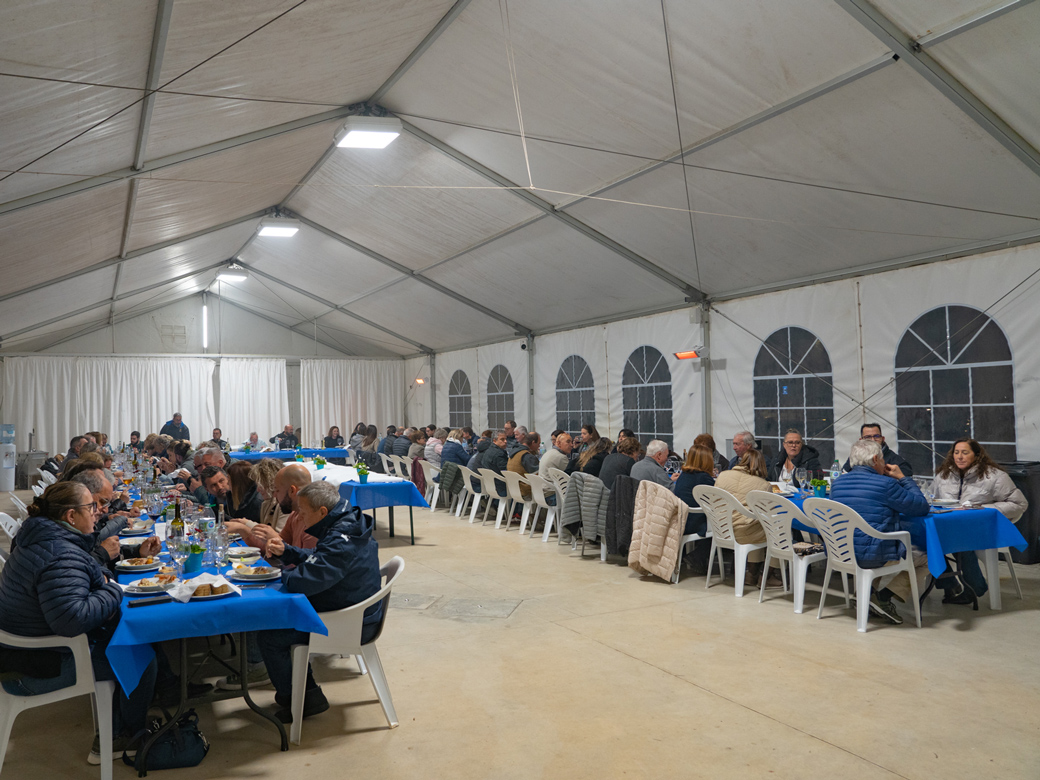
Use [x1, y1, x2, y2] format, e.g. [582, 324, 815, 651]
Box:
[257, 623, 379, 698]
[2, 637, 157, 737]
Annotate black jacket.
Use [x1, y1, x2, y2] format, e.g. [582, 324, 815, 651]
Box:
[324, 435, 345, 449]
[270, 432, 299, 450]
[277, 501, 384, 626]
[598, 453, 635, 492]
[160, 420, 191, 442]
[567, 450, 608, 478]
[481, 443, 509, 474]
[842, 443, 914, 477]
[773, 443, 822, 486]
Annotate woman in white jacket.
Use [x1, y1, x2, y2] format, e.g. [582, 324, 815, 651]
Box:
[932, 438, 1027, 604]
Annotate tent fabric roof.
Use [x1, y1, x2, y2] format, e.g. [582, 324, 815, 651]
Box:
[2, 0, 1039, 356]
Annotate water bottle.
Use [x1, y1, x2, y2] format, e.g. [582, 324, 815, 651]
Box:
[199, 505, 217, 565]
[830, 459, 841, 481]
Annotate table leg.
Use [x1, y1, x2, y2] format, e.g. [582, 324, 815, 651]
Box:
[137, 639, 189, 777]
[238, 632, 288, 751]
[980, 548, 1002, 610]
[388, 505, 395, 538]
[409, 506, 414, 545]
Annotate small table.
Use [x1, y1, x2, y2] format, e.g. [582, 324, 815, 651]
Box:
[230, 448, 350, 462]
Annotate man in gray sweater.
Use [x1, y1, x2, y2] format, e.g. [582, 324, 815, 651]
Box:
[630, 440, 674, 488]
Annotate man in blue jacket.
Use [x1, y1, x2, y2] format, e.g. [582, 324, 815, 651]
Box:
[159, 412, 190, 442]
[257, 481, 383, 723]
[829, 439, 930, 625]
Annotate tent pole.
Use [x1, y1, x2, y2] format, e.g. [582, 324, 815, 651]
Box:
[429, 353, 437, 427]
[701, 303, 712, 438]
[526, 336, 535, 431]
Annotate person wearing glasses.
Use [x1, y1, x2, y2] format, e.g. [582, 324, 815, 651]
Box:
[70, 469, 160, 569]
[841, 423, 913, 477]
[773, 429, 822, 487]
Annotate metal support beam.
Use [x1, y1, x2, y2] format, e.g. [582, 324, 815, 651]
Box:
[110, 178, 141, 325]
[0, 209, 270, 305]
[280, 208, 533, 336]
[558, 53, 896, 210]
[915, 0, 1035, 49]
[400, 120, 705, 301]
[526, 335, 534, 429]
[429, 352, 437, 426]
[699, 303, 712, 436]
[134, 0, 175, 170]
[239, 262, 434, 353]
[833, 0, 1040, 178]
[0, 108, 356, 216]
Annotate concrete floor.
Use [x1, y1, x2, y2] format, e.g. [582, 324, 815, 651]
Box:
[2, 490, 1038, 779]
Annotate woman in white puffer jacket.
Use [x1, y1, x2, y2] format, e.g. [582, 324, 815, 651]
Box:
[931, 438, 1027, 603]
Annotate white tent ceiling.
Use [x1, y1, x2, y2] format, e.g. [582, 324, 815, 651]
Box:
[2, 0, 1039, 356]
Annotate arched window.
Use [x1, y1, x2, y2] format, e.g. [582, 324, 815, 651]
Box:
[753, 327, 834, 466]
[448, 369, 472, 429]
[556, 355, 595, 437]
[622, 346, 673, 449]
[486, 364, 514, 431]
[895, 305, 1016, 475]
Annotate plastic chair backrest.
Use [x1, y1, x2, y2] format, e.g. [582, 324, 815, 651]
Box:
[378, 453, 392, 475]
[457, 466, 484, 494]
[545, 467, 569, 499]
[800, 497, 860, 567]
[0, 630, 95, 712]
[746, 491, 809, 554]
[0, 512, 21, 543]
[418, 459, 439, 483]
[501, 471, 529, 503]
[31, 484, 44, 497]
[7, 494, 28, 520]
[395, 456, 411, 480]
[525, 474, 552, 508]
[310, 556, 405, 654]
[691, 485, 744, 542]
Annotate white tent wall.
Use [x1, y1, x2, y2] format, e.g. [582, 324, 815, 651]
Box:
[434, 348, 482, 432]
[533, 325, 610, 439]
[477, 339, 530, 431]
[217, 359, 289, 449]
[403, 355, 432, 428]
[300, 359, 405, 444]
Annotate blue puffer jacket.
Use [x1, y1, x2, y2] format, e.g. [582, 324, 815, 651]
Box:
[277, 500, 384, 627]
[829, 465, 929, 568]
[0, 515, 123, 638]
[440, 440, 469, 469]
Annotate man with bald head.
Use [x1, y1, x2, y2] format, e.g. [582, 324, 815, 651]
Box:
[250, 463, 316, 551]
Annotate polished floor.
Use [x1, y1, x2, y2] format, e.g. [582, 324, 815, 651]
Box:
[1, 490, 1038, 779]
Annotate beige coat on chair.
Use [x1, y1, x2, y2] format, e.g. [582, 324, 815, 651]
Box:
[629, 481, 689, 582]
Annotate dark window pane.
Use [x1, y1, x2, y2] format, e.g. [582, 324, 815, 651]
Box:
[655, 385, 673, 411]
[778, 378, 804, 408]
[623, 411, 638, 433]
[623, 360, 641, 385]
[895, 371, 930, 405]
[764, 330, 791, 373]
[754, 379, 777, 408]
[895, 332, 943, 368]
[637, 386, 652, 409]
[813, 441, 835, 467]
[463, 398, 471, 412]
[972, 365, 1013, 404]
[947, 306, 987, 361]
[581, 391, 595, 412]
[779, 409, 803, 434]
[638, 412, 654, 435]
[556, 390, 567, 410]
[973, 405, 1016, 443]
[910, 308, 949, 358]
[804, 376, 832, 407]
[985, 444, 1018, 464]
[898, 406, 932, 441]
[931, 367, 969, 405]
[646, 349, 670, 383]
[958, 320, 1012, 364]
[796, 339, 832, 375]
[897, 440, 935, 477]
[657, 411, 673, 435]
[755, 410, 778, 439]
[934, 406, 971, 441]
[622, 387, 637, 409]
[804, 410, 833, 440]
[755, 345, 786, 376]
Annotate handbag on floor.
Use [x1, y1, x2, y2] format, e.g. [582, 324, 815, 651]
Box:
[932, 554, 979, 611]
[123, 708, 210, 772]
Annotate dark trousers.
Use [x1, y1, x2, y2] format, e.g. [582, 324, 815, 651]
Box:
[257, 623, 379, 697]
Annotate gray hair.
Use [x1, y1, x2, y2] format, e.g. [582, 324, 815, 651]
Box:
[849, 439, 882, 467]
[71, 469, 111, 496]
[646, 440, 669, 459]
[515, 425, 529, 437]
[296, 481, 341, 513]
[736, 431, 756, 448]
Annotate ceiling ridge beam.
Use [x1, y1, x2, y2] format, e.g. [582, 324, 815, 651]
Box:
[0, 209, 271, 305]
[214, 294, 356, 357]
[280, 208, 533, 335]
[236, 262, 433, 353]
[133, 0, 175, 170]
[916, 0, 1035, 49]
[0, 107, 356, 217]
[833, 0, 1040, 178]
[399, 120, 705, 301]
[558, 53, 896, 210]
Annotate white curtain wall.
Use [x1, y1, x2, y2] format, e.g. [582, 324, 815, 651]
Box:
[218, 358, 289, 447]
[2, 356, 216, 453]
[300, 359, 404, 443]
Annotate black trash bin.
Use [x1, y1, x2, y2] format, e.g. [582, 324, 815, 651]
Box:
[998, 461, 1040, 564]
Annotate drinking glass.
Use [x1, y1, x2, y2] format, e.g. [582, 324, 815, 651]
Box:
[214, 525, 230, 568]
[795, 467, 807, 490]
[169, 538, 189, 575]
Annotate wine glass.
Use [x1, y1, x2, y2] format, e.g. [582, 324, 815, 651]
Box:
[795, 467, 807, 492]
[169, 537, 189, 575]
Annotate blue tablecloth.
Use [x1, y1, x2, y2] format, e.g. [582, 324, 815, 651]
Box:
[231, 448, 350, 462]
[791, 496, 1026, 578]
[108, 564, 326, 692]
[338, 480, 429, 511]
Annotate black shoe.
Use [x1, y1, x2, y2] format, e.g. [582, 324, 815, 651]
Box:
[943, 590, 979, 606]
[275, 691, 291, 708]
[275, 686, 329, 723]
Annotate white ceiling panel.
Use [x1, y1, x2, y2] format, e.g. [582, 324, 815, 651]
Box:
[289, 131, 541, 269]
[0, 267, 116, 338]
[117, 220, 259, 292]
[927, 2, 1040, 152]
[113, 275, 213, 318]
[422, 218, 687, 329]
[0, 181, 129, 295]
[347, 278, 516, 350]
[211, 276, 330, 325]
[313, 310, 416, 357]
[867, 0, 998, 38]
[126, 120, 337, 251]
[240, 225, 406, 305]
[0, 309, 114, 354]
[686, 61, 1040, 218]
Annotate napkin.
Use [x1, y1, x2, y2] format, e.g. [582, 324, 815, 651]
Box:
[167, 573, 242, 603]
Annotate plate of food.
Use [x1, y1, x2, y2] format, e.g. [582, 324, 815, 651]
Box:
[228, 565, 281, 581]
[119, 527, 153, 537]
[116, 557, 161, 572]
[125, 574, 179, 594]
[189, 583, 235, 600]
[227, 547, 261, 558]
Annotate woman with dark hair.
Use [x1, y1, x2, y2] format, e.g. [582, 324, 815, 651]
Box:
[0, 482, 157, 761]
[932, 438, 1028, 603]
[359, 425, 380, 453]
[567, 436, 612, 478]
[324, 426, 345, 449]
[578, 424, 601, 454]
[693, 433, 729, 476]
[225, 460, 264, 522]
[348, 423, 367, 449]
[674, 445, 716, 535]
[598, 436, 641, 490]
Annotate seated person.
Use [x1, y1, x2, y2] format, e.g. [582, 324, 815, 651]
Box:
[728, 431, 756, 470]
[225, 458, 290, 541]
[200, 463, 263, 523]
[539, 432, 572, 477]
[0, 483, 157, 762]
[715, 450, 779, 587]
[348, 423, 367, 449]
[392, 427, 414, 458]
[440, 430, 470, 469]
[629, 440, 673, 487]
[256, 481, 384, 723]
[324, 426, 345, 449]
[506, 432, 541, 497]
[830, 439, 930, 624]
[211, 428, 230, 453]
[841, 423, 912, 476]
[481, 431, 509, 475]
[673, 445, 715, 535]
[270, 425, 299, 451]
[598, 436, 640, 490]
[566, 436, 611, 478]
[242, 431, 264, 450]
[424, 428, 447, 468]
[128, 430, 145, 453]
[380, 426, 398, 455]
[931, 438, 1027, 604]
[359, 425, 380, 453]
[248, 464, 317, 552]
[693, 433, 728, 476]
[773, 429, 821, 487]
[407, 429, 428, 460]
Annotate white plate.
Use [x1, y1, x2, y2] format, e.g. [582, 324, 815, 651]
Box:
[932, 499, 958, 507]
[227, 547, 260, 557]
[190, 589, 236, 601]
[228, 569, 280, 582]
[126, 577, 178, 593]
[117, 561, 161, 572]
[120, 528, 152, 537]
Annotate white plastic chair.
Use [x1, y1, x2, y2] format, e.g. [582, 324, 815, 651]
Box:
[377, 452, 393, 476]
[446, 465, 472, 518]
[477, 469, 509, 527]
[523, 474, 556, 538]
[0, 630, 116, 780]
[746, 491, 828, 613]
[457, 466, 486, 523]
[0, 513, 20, 545]
[999, 548, 1023, 599]
[671, 508, 712, 584]
[36, 470, 57, 486]
[418, 460, 441, 512]
[288, 556, 405, 744]
[544, 468, 571, 544]
[30, 484, 43, 498]
[691, 485, 768, 597]
[5, 496, 28, 522]
[499, 471, 533, 531]
[391, 455, 411, 481]
[802, 497, 923, 632]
